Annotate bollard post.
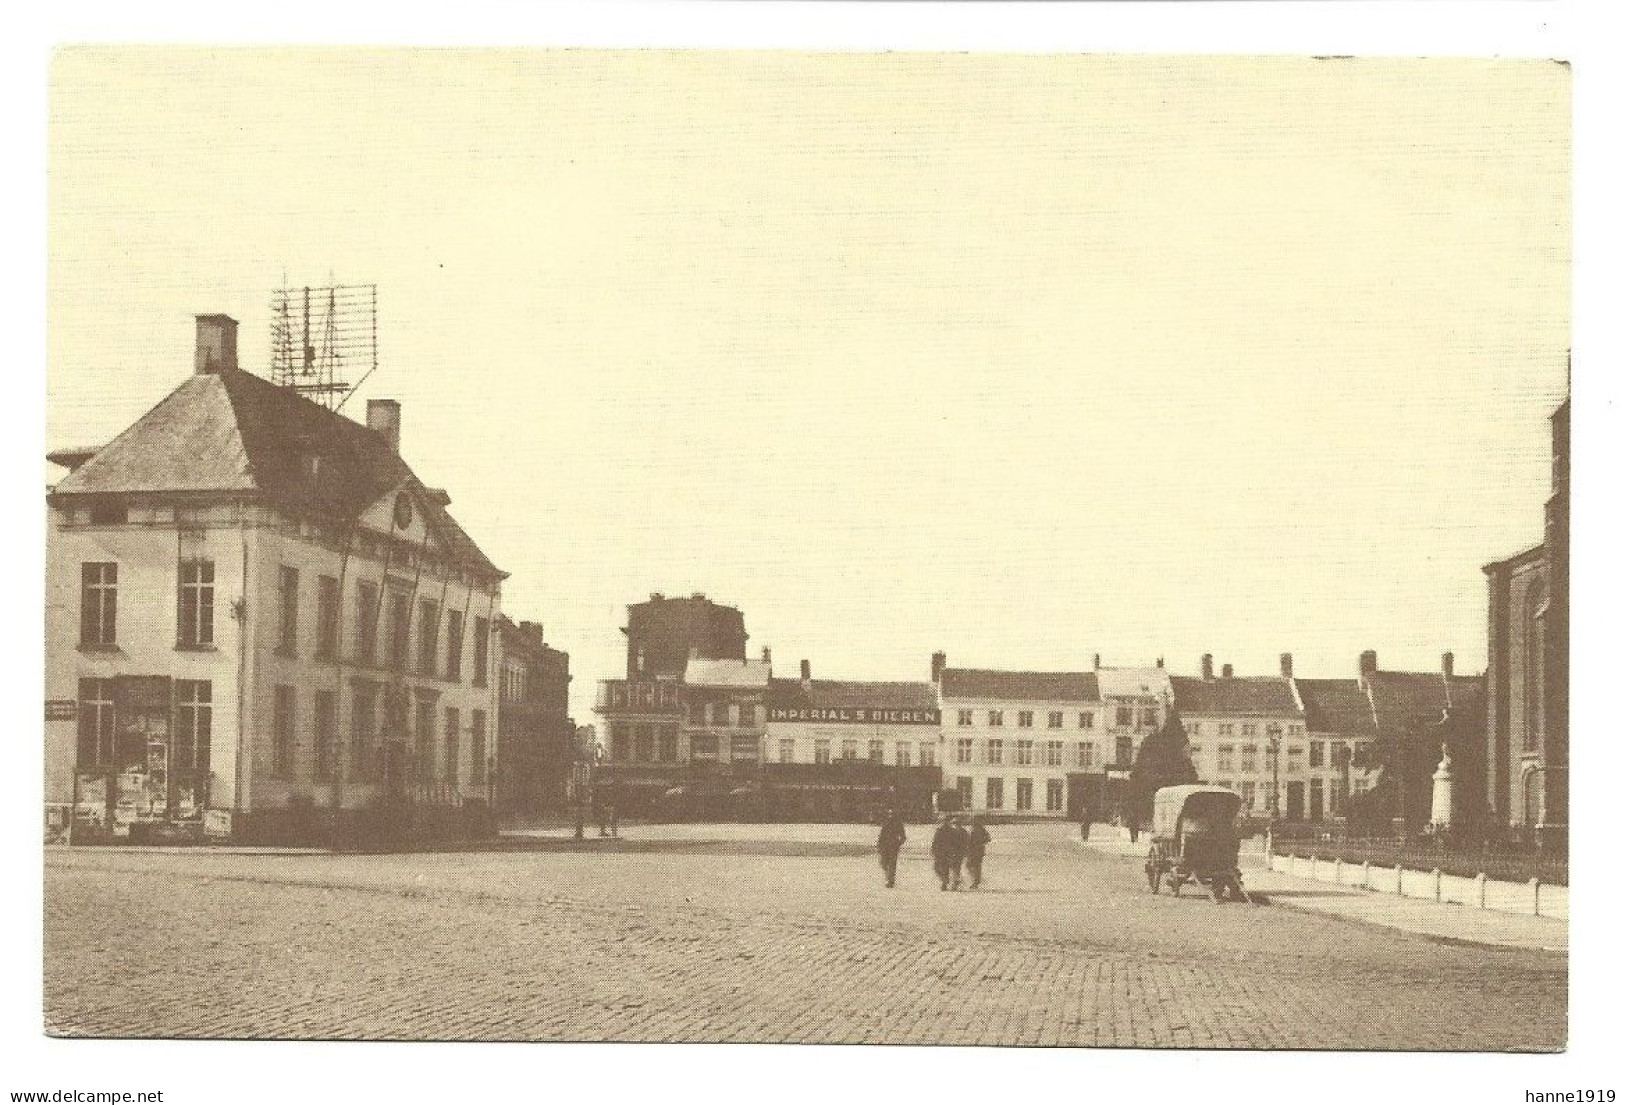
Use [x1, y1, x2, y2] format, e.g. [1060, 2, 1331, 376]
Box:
[1361, 860, 1370, 889]
[1530, 877, 1541, 918]
[1309, 854, 1317, 882]
[1433, 868, 1442, 902]
[1335, 857, 1343, 885]
[1396, 865, 1404, 895]
[1475, 871, 1487, 908]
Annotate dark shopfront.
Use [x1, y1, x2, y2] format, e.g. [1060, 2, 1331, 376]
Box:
[72, 674, 212, 844]
[594, 761, 941, 823]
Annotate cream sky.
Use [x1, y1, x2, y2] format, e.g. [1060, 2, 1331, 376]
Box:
[47, 49, 1570, 723]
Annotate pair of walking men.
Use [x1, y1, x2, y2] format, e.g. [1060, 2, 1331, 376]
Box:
[876, 809, 991, 890]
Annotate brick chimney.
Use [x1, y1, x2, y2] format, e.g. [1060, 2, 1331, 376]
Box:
[1093, 653, 1101, 670]
[1359, 650, 1378, 682]
[1221, 663, 1233, 679]
[1441, 651, 1454, 678]
[194, 314, 238, 375]
[1280, 652, 1293, 679]
[761, 646, 771, 665]
[1201, 653, 1214, 681]
[367, 399, 401, 453]
[1155, 657, 1165, 669]
[931, 651, 947, 683]
[800, 659, 812, 690]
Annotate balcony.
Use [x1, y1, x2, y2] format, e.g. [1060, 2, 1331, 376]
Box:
[596, 678, 681, 716]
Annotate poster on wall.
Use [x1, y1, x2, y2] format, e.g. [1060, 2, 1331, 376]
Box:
[74, 773, 108, 831]
[112, 675, 172, 822]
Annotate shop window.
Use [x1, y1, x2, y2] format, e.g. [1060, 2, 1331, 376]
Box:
[174, 680, 213, 777]
[76, 677, 116, 766]
[895, 742, 911, 767]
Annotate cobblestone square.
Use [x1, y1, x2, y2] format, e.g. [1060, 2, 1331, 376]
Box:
[43, 823, 1565, 1049]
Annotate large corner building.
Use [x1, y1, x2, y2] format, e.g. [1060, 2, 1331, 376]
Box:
[45, 314, 507, 844]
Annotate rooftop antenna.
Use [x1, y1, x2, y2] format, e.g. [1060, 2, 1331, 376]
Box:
[270, 280, 377, 410]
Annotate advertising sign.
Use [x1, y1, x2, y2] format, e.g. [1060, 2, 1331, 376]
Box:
[203, 810, 233, 839]
[767, 706, 940, 726]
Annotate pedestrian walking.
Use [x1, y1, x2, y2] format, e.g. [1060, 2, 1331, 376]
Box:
[1078, 803, 1092, 841]
[877, 808, 907, 888]
[949, 816, 970, 889]
[930, 815, 960, 891]
[965, 815, 992, 889]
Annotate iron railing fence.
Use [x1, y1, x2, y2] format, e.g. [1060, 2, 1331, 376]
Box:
[1269, 830, 1567, 886]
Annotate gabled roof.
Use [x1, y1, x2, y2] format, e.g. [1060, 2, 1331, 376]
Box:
[49, 368, 501, 577]
[1365, 670, 1485, 734]
[768, 678, 938, 713]
[683, 657, 771, 689]
[938, 668, 1100, 703]
[1293, 678, 1378, 735]
[1094, 666, 1173, 701]
[1169, 674, 1301, 718]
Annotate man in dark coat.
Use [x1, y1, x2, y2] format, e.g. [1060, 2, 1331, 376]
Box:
[964, 815, 992, 889]
[877, 808, 907, 888]
[930, 815, 961, 891]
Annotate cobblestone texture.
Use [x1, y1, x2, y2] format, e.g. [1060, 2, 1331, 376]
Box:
[43, 823, 1565, 1048]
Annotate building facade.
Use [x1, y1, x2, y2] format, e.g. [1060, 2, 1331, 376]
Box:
[1172, 654, 1306, 820]
[45, 314, 505, 844]
[1483, 395, 1568, 836]
[934, 654, 1106, 818]
[495, 616, 572, 817]
[762, 664, 941, 820]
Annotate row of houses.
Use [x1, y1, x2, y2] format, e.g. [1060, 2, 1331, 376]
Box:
[44, 314, 574, 844]
[591, 592, 1484, 827]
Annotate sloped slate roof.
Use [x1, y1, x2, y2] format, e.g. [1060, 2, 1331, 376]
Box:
[50, 368, 501, 577]
[1294, 678, 1378, 735]
[1169, 674, 1301, 718]
[1366, 671, 1485, 733]
[769, 678, 938, 712]
[683, 657, 771, 689]
[939, 668, 1100, 703]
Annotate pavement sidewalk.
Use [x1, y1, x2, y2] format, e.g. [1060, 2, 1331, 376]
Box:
[1074, 830, 1567, 953]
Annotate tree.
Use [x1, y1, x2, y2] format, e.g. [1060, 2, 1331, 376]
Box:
[1128, 704, 1198, 828]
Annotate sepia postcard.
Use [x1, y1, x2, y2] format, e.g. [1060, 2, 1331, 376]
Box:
[33, 41, 1581, 1085]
